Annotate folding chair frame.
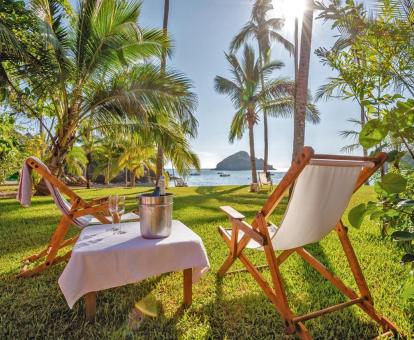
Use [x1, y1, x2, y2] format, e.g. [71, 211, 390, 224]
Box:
[258, 171, 273, 192]
[217, 147, 399, 339]
[19, 158, 113, 278]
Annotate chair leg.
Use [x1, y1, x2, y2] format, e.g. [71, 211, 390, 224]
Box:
[18, 250, 73, 278]
[336, 221, 399, 333]
[44, 216, 71, 266]
[22, 247, 49, 263]
[256, 213, 296, 334]
[19, 217, 75, 278]
[217, 254, 237, 277]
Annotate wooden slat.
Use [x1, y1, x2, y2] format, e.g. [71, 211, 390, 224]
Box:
[313, 153, 381, 163]
[292, 297, 366, 323]
[296, 247, 399, 333]
[310, 159, 375, 168]
[227, 264, 268, 274]
[220, 206, 245, 220]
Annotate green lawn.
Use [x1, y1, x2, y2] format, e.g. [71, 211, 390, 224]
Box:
[0, 185, 412, 339]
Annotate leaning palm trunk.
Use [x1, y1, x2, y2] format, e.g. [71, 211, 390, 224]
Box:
[293, 0, 314, 160]
[248, 116, 259, 192]
[35, 128, 76, 195]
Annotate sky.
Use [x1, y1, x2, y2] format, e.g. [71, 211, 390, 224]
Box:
[140, 0, 362, 169]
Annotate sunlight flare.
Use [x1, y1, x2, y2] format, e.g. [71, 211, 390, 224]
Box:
[272, 0, 307, 22]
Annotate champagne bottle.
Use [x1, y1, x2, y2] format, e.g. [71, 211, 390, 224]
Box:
[159, 176, 166, 196]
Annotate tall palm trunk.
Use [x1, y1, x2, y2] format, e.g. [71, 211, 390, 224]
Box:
[85, 152, 92, 189]
[260, 53, 269, 173]
[131, 171, 136, 187]
[293, 0, 313, 160]
[294, 17, 299, 102]
[155, 0, 170, 186]
[248, 112, 258, 192]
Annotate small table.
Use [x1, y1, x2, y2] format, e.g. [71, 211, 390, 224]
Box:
[58, 220, 210, 321]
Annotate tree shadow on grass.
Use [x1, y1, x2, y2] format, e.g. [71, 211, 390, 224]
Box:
[0, 267, 171, 339]
[290, 241, 381, 338]
[191, 243, 381, 339]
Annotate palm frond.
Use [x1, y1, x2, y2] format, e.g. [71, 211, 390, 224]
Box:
[229, 22, 256, 52]
[229, 109, 247, 143]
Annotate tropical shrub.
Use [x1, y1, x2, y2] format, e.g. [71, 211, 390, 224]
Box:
[0, 114, 25, 183]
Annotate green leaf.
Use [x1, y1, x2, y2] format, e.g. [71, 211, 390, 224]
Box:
[397, 199, 414, 208]
[384, 209, 400, 217]
[374, 181, 387, 196]
[359, 119, 388, 149]
[134, 293, 158, 318]
[380, 173, 407, 194]
[401, 253, 414, 264]
[386, 150, 405, 163]
[391, 231, 414, 241]
[402, 280, 414, 301]
[348, 203, 367, 228]
[369, 210, 383, 220]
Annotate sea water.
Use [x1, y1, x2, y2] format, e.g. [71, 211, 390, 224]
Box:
[167, 169, 286, 187]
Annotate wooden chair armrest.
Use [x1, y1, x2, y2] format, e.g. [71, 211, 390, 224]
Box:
[88, 196, 109, 206]
[220, 206, 245, 220]
[72, 203, 108, 218]
[234, 219, 266, 246]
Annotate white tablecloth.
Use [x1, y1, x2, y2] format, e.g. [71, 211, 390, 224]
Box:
[58, 220, 210, 308]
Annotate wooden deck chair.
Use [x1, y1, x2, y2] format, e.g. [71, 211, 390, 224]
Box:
[258, 171, 273, 191]
[217, 147, 399, 339]
[16, 157, 139, 278]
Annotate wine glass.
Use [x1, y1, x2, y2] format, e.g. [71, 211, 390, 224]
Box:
[108, 195, 119, 232]
[116, 196, 125, 234]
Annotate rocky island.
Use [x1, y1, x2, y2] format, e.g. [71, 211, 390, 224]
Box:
[215, 151, 274, 171]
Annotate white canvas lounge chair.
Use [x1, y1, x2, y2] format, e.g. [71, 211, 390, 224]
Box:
[258, 171, 273, 191]
[175, 177, 188, 187]
[16, 157, 139, 277]
[217, 147, 399, 339]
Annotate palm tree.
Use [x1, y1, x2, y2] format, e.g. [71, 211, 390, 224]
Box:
[293, 0, 314, 159]
[93, 138, 123, 185]
[78, 121, 100, 189]
[65, 146, 87, 177]
[230, 0, 293, 173]
[215, 45, 295, 192]
[156, 0, 171, 185]
[0, 0, 197, 194]
[117, 134, 156, 187]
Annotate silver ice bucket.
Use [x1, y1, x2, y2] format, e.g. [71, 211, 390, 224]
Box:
[139, 193, 173, 239]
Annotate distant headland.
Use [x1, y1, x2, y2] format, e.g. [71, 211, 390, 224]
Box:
[215, 151, 274, 171]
